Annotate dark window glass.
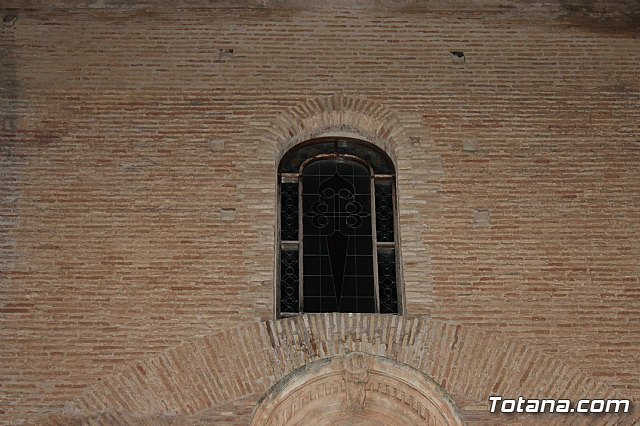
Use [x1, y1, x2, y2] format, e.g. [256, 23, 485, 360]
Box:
[336, 140, 393, 174]
[302, 159, 375, 313]
[279, 142, 335, 173]
[279, 139, 393, 174]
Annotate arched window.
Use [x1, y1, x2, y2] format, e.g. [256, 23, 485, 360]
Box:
[277, 138, 401, 316]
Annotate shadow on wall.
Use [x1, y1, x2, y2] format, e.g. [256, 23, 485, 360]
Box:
[559, 0, 640, 35]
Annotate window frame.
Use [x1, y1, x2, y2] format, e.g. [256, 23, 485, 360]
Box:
[276, 137, 402, 317]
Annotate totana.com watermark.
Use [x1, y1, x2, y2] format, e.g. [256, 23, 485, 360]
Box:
[489, 396, 631, 414]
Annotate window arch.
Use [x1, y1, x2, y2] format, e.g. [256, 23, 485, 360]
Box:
[277, 137, 401, 316]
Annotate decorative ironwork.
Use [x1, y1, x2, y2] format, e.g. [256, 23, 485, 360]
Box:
[280, 183, 298, 241]
[302, 160, 375, 313]
[278, 138, 400, 316]
[377, 249, 398, 314]
[375, 182, 394, 243]
[280, 249, 299, 313]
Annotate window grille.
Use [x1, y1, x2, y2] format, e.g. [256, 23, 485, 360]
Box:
[278, 138, 400, 316]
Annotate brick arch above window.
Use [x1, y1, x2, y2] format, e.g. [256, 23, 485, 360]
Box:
[255, 94, 413, 165]
[36, 314, 628, 425]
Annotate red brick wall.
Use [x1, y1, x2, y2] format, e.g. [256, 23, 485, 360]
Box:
[1, 1, 638, 423]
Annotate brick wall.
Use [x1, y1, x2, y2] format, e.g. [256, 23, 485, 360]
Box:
[1, 1, 638, 423]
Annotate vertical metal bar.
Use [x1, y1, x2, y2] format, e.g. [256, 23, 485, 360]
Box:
[391, 177, 401, 314]
[298, 174, 304, 314]
[371, 175, 380, 314]
[276, 175, 282, 318]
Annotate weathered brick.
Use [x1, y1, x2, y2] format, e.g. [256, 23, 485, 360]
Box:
[1, 1, 639, 424]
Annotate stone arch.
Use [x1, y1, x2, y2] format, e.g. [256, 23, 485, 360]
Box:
[250, 353, 465, 426]
[30, 314, 631, 425]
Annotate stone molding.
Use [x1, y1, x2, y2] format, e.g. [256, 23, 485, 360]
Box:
[250, 353, 465, 425]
